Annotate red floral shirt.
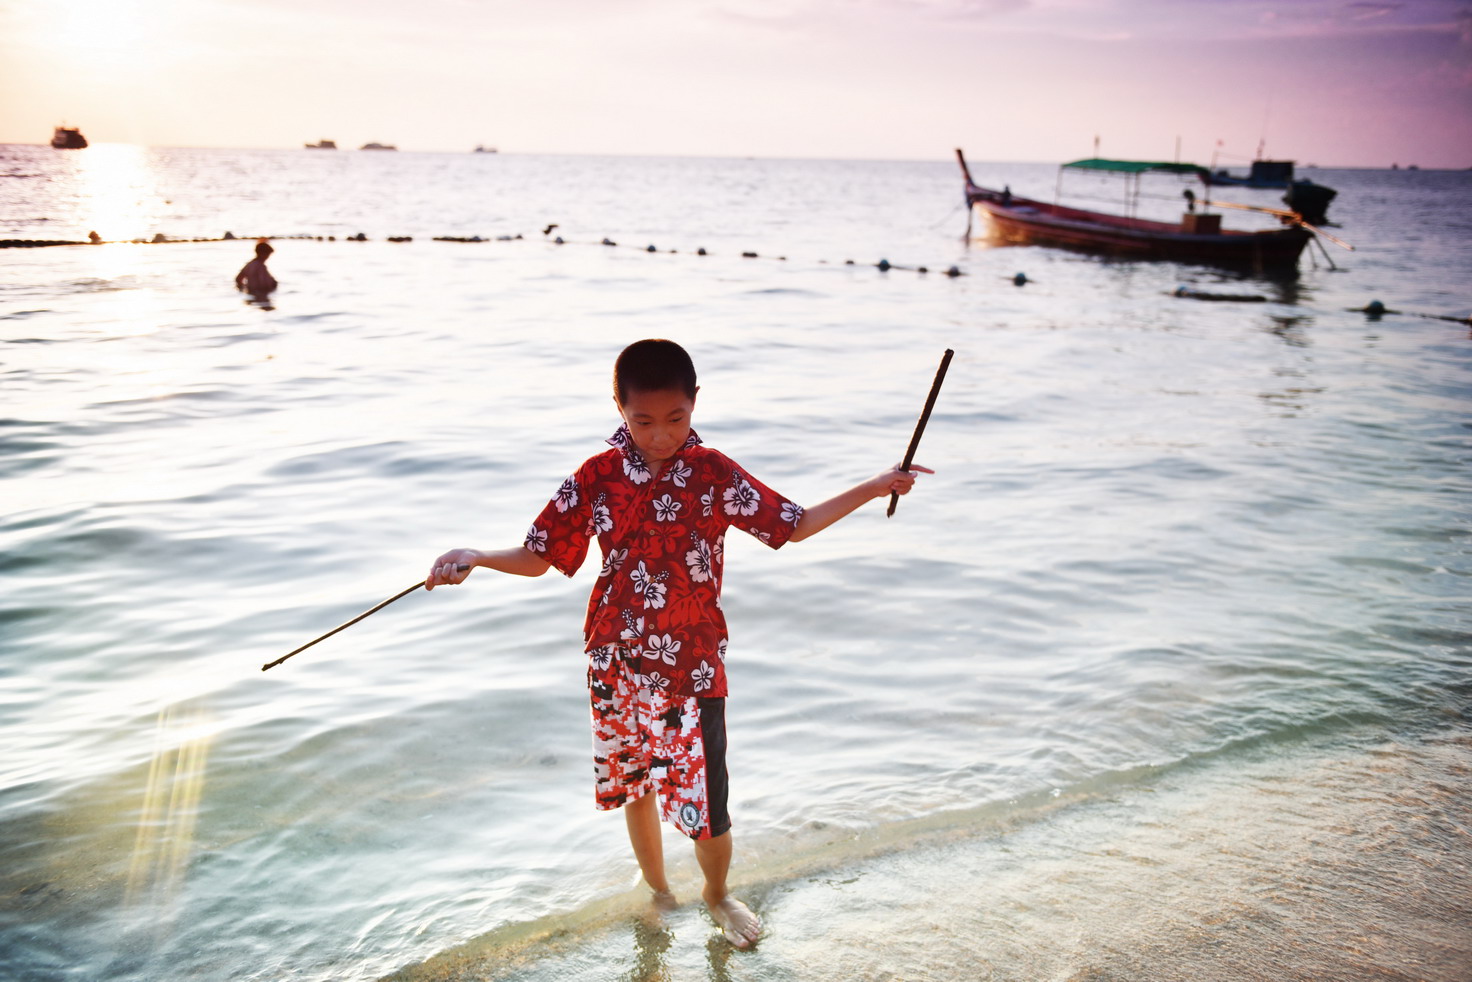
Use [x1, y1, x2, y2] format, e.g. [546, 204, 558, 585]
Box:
[525, 425, 803, 698]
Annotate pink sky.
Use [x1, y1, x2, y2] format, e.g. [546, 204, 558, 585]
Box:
[3, 0, 1469, 166]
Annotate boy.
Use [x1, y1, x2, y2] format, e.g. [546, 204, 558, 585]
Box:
[234, 239, 278, 296]
[425, 339, 929, 948]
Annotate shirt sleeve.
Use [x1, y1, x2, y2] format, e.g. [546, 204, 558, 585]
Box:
[525, 467, 593, 577]
[720, 461, 804, 550]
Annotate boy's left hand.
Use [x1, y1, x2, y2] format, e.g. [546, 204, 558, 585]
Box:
[876, 463, 933, 498]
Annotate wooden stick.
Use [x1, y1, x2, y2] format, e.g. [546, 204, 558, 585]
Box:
[1203, 198, 1355, 250]
[888, 349, 954, 518]
[262, 564, 469, 671]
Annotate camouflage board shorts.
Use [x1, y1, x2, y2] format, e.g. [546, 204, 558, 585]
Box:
[588, 644, 730, 841]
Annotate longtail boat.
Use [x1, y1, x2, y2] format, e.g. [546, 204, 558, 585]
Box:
[957, 149, 1313, 269]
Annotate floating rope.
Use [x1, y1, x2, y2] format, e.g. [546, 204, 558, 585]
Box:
[0, 227, 966, 278]
[9, 228, 1466, 325]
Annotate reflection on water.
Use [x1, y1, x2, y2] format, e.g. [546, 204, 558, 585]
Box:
[1, 153, 1468, 982]
[71, 144, 168, 243]
[124, 703, 213, 924]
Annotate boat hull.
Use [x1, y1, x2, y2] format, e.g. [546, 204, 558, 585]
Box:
[51, 127, 88, 149]
[967, 190, 1310, 269]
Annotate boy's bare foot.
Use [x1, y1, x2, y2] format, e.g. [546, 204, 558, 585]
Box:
[651, 888, 678, 913]
[706, 895, 760, 948]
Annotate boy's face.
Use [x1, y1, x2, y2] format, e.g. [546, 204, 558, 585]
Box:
[616, 386, 697, 469]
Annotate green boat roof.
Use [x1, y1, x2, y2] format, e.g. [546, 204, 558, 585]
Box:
[1063, 158, 1211, 178]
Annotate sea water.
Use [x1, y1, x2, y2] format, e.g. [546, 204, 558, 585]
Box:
[1, 146, 1470, 981]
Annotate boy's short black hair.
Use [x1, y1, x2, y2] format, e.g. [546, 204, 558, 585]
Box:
[254, 240, 273, 259]
[613, 339, 697, 404]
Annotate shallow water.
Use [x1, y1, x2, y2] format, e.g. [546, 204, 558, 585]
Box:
[1, 146, 1470, 981]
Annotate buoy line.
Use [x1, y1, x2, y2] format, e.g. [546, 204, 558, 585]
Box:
[0, 228, 968, 278]
[5, 230, 1467, 326]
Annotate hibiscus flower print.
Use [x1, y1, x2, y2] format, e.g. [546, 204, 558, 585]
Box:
[653, 493, 683, 522]
[663, 460, 693, 488]
[620, 611, 644, 641]
[606, 425, 634, 452]
[701, 487, 716, 517]
[724, 478, 759, 517]
[646, 633, 681, 665]
[524, 525, 548, 552]
[589, 646, 614, 671]
[781, 501, 804, 525]
[685, 538, 713, 582]
[623, 456, 652, 485]
[600, 547, 629, 577]
[640, 671, 672, 692]
[553, 477, 580, 513]
[630, 561, 668, 610]
[591, 496, 613, 534]
[691, 660, 716, 692]
[717, 639, 728, 662]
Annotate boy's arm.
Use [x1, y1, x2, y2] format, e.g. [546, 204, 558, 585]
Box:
[426, 546, 551, 589]
[788, 464, 932, 542]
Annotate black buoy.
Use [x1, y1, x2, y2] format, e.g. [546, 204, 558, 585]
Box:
[945, 266, 961, 277]
[647, 244, 657, 252]
[1013, 272, 1028, 286]
[697, 247, 707, 255]
[602, 237, 616, 246]
[877, 259, 891, 271]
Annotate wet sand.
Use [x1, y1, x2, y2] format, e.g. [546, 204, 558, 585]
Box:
[385, 726, 1472, 982]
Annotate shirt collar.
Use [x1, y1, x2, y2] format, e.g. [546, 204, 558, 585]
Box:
[607, 423, 703, 466]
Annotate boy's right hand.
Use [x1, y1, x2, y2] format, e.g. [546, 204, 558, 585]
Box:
[426, 549, 479, 590]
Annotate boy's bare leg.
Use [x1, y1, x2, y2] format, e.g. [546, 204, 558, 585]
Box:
[694, 831, 760, 948]
[625, 794, 677, 910]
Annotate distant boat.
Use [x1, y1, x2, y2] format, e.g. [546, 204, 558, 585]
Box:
[957, 149, 1313, 270]
[304, 139, 338, 150]
[51, 126, 88, 149]
[360, 142, 397, 151]
[1209, 159, 1297, 188]
[473, 145, 498, 153]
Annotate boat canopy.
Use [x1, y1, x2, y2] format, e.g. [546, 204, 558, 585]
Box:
[1063, 158, 1210, 180]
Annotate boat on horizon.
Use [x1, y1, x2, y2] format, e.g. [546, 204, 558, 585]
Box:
[473, 144, 497, 153]
[956, 149, 1313, 270]
[51, 126, 87, 149]
[1209, 158, 1297, 188]
[360, 142, 397, 151]
[304, 139, 337, 150]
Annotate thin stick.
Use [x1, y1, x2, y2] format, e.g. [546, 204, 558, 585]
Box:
[261, 564, 469, 671]
[888, 349, 954, 518]
[1203, 198, 1355, 251]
